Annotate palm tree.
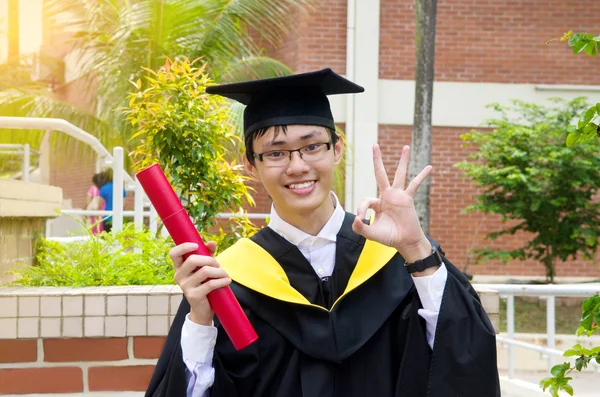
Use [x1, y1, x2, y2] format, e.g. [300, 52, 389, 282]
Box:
[0, 0, 313, 170]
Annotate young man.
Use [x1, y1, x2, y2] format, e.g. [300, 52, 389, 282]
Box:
[146, 69, 500, 397]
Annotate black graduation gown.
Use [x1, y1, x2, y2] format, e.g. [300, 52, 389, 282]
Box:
[146, 213, 500, 397]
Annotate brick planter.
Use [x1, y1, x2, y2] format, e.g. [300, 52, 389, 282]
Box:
[0, 286, 182, 395]
[0, 285, 499, 395]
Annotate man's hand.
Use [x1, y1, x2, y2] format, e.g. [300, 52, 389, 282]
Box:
[171, 242, 231, 326]
[352, 144, 433, 264]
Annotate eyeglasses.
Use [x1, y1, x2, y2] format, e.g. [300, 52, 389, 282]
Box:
[254, 141, 333, 167]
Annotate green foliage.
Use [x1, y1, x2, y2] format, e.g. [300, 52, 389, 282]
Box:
[576, 294, 600, 337]
[551, 31, 600, 147]
[125, 58, 256, 240]
[541, 29, 600, 397]
[456, 98, 600, 282]
[10, 224, 175, 287]
[541, 295, 600, 396]
[0, 0, 312, 167]
[559, 30, 600, 56]
[204, 215, 260, 256]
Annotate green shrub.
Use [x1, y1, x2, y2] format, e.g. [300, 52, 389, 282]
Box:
[125, 58, 254, 230]
[10, 224, 175, 287]
[456, 98, 600, 282]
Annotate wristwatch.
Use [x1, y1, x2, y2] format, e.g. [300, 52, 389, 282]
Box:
[404, 246, 444, 274]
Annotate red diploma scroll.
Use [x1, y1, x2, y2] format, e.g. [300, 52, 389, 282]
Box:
[136, 164, 258, 350]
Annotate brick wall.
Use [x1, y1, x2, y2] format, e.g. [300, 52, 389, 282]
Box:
[50, 149, 96, 209]
[379, 0, 600, 84]
[261, 0, 347, 74]
[379, 124, 600, 278]
[0, 337, 162, 394]
[265, 0, 600, 84]
[0, 286, 182, 394]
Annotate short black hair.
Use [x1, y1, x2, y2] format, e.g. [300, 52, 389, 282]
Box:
[245, 125, 339, 165]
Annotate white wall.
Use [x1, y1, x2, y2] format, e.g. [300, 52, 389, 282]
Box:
[331, 80, 600, 128]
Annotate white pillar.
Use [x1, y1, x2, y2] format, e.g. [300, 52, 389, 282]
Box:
[134, 178, 144, 231]
[22, 143, 30, 182]
[149, 205, 158, 235]
[112, 146, 124, 234]
[344, 0, 356, 209]
[546, 296, 556, 369]
[39, 131, 51, 185]
[345, 0, 380, 211]
[507, 295, 515, 379]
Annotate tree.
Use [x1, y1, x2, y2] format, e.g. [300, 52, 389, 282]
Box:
[409, 0, 438, 234]
[0, 0, 313, 169]
[456, 98, 600, 283]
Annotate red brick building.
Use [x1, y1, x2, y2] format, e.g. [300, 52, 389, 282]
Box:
[254, 0, 600, 280]
[24, 0, 600, 279]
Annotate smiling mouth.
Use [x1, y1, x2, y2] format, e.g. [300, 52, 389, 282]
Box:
[286, 181, 316, 189]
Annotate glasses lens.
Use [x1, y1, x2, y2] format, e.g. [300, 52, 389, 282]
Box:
[262, 142, 331, 167]
[263, 151, 289, 166]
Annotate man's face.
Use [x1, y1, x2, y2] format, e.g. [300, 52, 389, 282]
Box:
[245, 125, 343, 218]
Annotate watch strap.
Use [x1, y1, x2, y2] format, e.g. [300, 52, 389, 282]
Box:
[404, 248, 444, 274]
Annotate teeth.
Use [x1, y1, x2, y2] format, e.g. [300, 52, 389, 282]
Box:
[288, 181, 315, 189]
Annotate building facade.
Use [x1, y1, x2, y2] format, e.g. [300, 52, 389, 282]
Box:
[45, 0, 600, 279]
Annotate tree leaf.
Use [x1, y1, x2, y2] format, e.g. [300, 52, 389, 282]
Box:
[573, 39, 588, 54]
[561, 384, 574, 396]
[551, 363, 569, 377]
[540, 377, 554, 389]
[565, 131, 580, 146]
[563, 349, 578, 357]
[578, 106, 597, 129]
[583, 41, 598, 56]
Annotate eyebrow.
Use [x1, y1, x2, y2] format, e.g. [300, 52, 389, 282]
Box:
[267, 130, 324, 147]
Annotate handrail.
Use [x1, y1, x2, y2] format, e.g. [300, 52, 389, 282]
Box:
[476, 283, 600, 380]
[472, 283, 600, 296]
[0, 116, 134, 184]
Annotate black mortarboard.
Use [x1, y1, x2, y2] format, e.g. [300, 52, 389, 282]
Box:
[206, 68, 364, 136]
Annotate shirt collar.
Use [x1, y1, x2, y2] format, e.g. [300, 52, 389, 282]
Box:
[268, 192, 346, 246]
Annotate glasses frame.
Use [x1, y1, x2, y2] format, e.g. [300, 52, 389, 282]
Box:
[253, 141, 333, 164]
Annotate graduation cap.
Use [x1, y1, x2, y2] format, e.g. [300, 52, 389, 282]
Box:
[206, 68, 364, 136]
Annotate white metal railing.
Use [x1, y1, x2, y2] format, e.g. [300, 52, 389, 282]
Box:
[0, 117, 269, 237]
[472, 283, 600, 379]
[0, 116, 135, 185]
[0, 143, 36, 182]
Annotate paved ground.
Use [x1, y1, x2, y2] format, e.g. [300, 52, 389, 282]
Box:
[501, 370, 599, 396]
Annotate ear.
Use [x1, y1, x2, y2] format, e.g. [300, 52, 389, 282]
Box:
[333, 134, 344, 166]
[243, 154, 260, 181]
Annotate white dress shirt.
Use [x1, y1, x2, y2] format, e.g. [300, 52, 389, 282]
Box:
[181, 192, 448, 397]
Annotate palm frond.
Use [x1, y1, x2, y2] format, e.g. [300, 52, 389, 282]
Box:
[197, 0, 315, 73]
[2, 0, 316, 173]
[220, 56, 293, 83]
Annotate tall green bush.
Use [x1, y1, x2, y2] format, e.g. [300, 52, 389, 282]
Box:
[124, 58, 257, 244]
[456, 98, 600, 283]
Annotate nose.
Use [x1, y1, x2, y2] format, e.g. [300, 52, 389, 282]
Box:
[286, 151, 310, 175]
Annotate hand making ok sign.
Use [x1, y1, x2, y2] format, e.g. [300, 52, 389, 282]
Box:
[351, 144, 433, 263]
